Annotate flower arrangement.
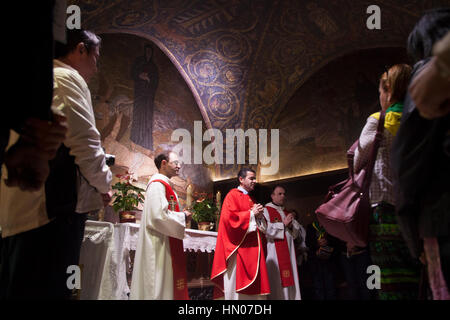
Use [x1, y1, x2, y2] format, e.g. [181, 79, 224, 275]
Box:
[191, 192, 217, 223]
[112, 173, 145, 213]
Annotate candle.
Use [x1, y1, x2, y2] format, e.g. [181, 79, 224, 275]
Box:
[186, 184, 193, 208]
[215, 191, 222, 231]
[216, 191, 221, 205]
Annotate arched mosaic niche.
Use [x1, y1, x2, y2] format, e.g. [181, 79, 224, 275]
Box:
[89, 33, 213, 204]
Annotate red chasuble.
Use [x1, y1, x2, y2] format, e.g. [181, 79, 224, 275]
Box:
[210, 188, 270, 296]
[265, 206, 295, 287]
[150, 179, 189, 300]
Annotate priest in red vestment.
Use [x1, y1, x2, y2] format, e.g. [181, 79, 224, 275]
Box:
[211, 168, 270, 299]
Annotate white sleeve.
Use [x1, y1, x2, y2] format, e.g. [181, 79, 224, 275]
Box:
[248, 210, 257, 233]
[262, 208, 285, 240]
[256, 215, 267, 233]
[53, 71, 111, 194]
[289, 219, 301, 239]
[145, 182, 185, 240]
[297, 224, 307, 249]
[354, 116, 378, 174]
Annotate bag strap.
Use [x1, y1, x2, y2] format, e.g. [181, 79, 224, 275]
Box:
[347, 140, 359, 181]
[363, 110, 386, 189]
[347, 111, 386, 187]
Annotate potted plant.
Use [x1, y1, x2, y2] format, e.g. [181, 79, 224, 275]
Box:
[112, 173, 145, 223]
[192, 192, 217, 231]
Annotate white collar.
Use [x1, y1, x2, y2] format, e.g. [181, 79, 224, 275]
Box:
[266, 202, 284, 210]
[148, 173, 170, 187]
[237, 186, 248, 195]
[53, 59, 86, 86]
[54, 59, 77, 73]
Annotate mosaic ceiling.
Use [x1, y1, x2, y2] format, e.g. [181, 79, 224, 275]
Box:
[71, 0, 448, 180]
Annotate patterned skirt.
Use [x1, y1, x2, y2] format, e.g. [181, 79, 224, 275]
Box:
[368, 203, 421, 300]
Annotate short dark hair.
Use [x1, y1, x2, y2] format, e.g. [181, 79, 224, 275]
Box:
[407, 8, 450, 63]
[237, 167, 256, 182]
[271, 185, 286, 195]
[154, 151, 171, 170]
[54, 29, 101, 59]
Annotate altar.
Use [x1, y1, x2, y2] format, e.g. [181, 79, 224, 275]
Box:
[79, 220, 217, 300]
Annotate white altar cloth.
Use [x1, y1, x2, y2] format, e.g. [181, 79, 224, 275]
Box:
[79, 221, 115, 300]
[79, 221, 217, 300]
[183, 228, 218, 253]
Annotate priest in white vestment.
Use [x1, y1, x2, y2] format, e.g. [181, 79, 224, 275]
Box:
[130, 151, 192, 300]
[263, 185, 302, 300]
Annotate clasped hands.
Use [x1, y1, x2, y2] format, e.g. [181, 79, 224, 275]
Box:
[4, 114, 67, 191]
[139, 72, 150, 82]
[283, 212, 296, 227]
[251, 203, 264, 218]
[251, 204, 295, 227]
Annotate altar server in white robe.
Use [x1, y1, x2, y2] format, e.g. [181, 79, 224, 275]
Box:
[130, 151, 192, 300]
[263, 185, 302, 300]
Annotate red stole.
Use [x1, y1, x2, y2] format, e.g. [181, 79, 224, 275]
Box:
[266, 206, 295, 287]
[150, 179, 189, 300]
[211, 188, 270, 296]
